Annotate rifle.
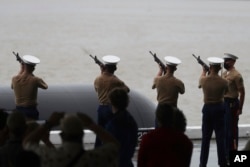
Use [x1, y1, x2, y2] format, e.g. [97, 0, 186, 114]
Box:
[192, 54, 209, 72]
[12, 51, 22, 63]
[89, 54, 104, 67]
[149, 51, 166, 74]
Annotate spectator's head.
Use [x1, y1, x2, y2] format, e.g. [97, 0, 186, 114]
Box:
[7, 110, 27, 138]
[60, 114, 83, 143]
[108, 88, 129, 111]
[156, 103, 187, 132]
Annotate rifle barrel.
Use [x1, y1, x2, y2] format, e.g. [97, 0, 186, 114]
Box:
[192, 54, 210, 72]
[192, 54, 198, 59]
[12, 51, 22, 63]
[149, 51, 154, 56]
[89, 54, 95, 59]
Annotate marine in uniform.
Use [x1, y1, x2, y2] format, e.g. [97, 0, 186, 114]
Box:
[11, 55, 48, 120]
[94, 55, 130, 147]
[199, 57, 228, 167]
[152, 56, 185, 107]
[222, 53, 245, 156]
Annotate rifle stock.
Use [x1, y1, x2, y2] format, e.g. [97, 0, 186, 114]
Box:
[12, 51, 22, 63]
[192, 54, 209, 72]
[149, 51, 166, 74]
[89, 54, 104, 67]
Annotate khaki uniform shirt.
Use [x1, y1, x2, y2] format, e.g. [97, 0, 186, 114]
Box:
[94, 72, 129, 104]
[222, 67, 244, 99]
[199, 73, 228, 104]
[153, 73, 185, 106]
[11, 73, 48, 106]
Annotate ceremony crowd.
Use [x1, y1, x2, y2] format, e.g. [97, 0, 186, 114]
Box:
[0, 53, 249, 167]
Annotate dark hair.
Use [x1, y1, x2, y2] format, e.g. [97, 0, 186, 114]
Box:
[108, 88, 129, 110]
[25, 63, 35, 72]
[166, 65, 177, 72]
[105, 64, 117, 73]
[156, 103, 187, 132]
[211, 64, 222, 72]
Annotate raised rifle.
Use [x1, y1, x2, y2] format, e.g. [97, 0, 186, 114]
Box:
[12, 51, 22, 63]
[192, 54, 209, 72]
[149, 51, 166, 74]
[89, 54, 104, 67]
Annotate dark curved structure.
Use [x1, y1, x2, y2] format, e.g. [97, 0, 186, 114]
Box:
[0, 84, 155, 128]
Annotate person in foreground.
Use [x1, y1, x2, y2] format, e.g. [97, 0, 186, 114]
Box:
[0, 109, 9, 146]
[0, 110, 27, 166]
[137, 103, 193, 167]
[199, 57, 228, 167]
[23, 112, 120, 167]
[106, 88, 138, 167]
[0, 110, 43, 167]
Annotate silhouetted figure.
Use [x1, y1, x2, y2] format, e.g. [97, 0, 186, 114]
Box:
[137, 104, 193, 167]
[0, 109, 9, 146]
[23, 112, 120, 167]
[106, 88, 138, 167]
[0, 111, 27, 167]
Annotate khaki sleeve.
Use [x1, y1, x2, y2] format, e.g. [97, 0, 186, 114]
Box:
[235, 74, 244, 90]
[179, 81, 185, 94]
[37, 77, 48, 89]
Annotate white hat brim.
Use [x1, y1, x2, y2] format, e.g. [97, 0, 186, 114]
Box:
[223, 53, 238, 60]
[102, 55, 120, 64]
[207, 57, 224, 65]
[164, 56, 181, 66]
[22, 55, 40, 65]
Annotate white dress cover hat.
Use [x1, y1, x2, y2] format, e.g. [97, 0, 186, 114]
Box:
[207, 57, 224, 65]
[102, 55, 120, 65]
[164, 56, 181, 66]
[223, 53, 238, 60]
[22, 55, 40, 66]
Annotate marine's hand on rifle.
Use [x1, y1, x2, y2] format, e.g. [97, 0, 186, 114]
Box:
[99, 64, 105, 73]
[13, 51, 23, 63]
[157, 64, 164, 76]
[201, 65, 208, 77]
[192, 54, 210, 72]
[89, 54, 104, 69]
[149, 51, 166, 75]
[94, 55, 105, 72]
